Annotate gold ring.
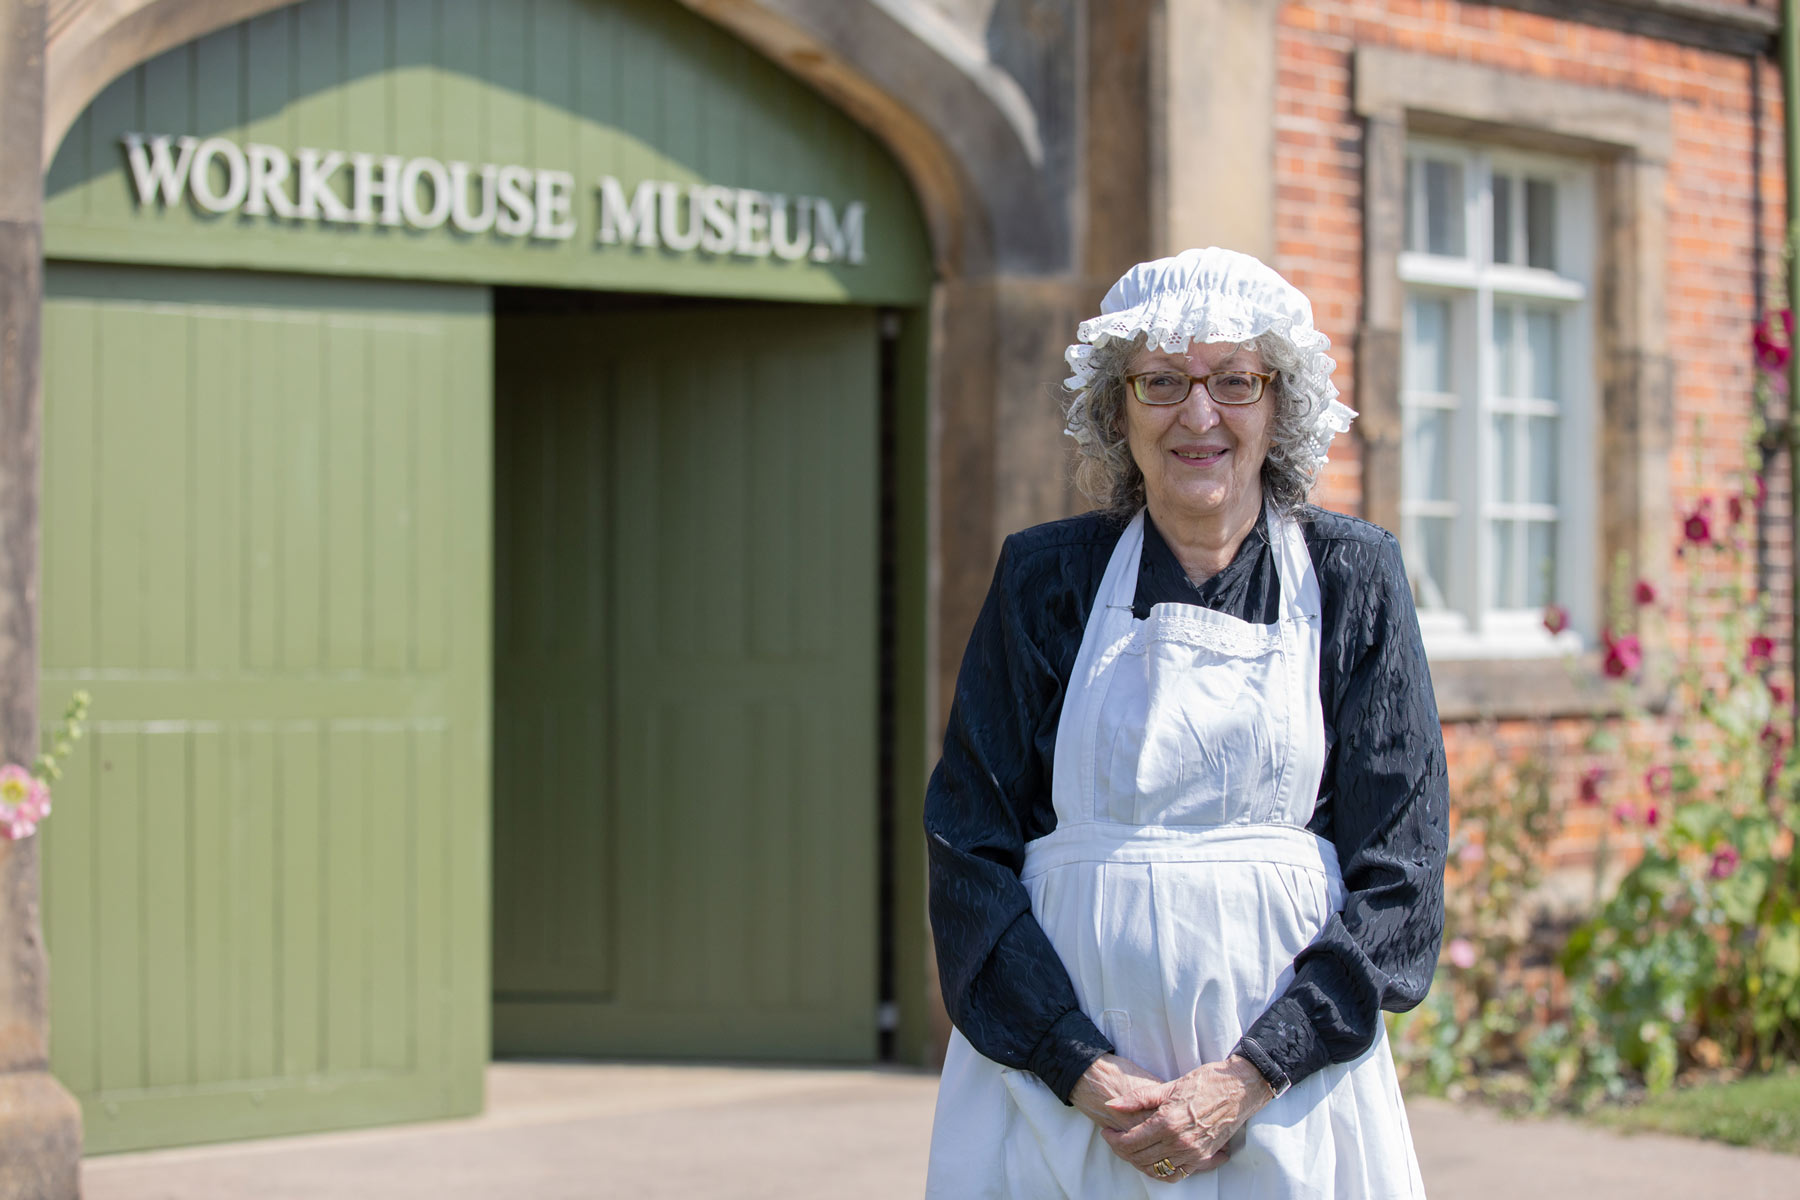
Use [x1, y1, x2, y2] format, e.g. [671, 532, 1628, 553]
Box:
[1153, 1158, 1178, 1179]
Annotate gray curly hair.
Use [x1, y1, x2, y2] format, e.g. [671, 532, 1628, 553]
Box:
[1063, 332, 1323, 519]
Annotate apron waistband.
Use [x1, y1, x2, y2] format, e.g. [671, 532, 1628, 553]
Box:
[1021, 820, 1340, 880]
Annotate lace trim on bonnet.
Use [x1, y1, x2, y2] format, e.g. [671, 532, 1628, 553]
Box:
[1064, 247, 1356, 471]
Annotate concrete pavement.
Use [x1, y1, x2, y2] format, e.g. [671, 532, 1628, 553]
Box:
[81, 1061, 1796, 1198]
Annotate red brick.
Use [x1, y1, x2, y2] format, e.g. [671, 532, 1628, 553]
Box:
[1274, 0, 1791, 875]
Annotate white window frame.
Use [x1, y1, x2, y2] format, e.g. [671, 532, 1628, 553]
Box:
[1399, 139, 1597, 660]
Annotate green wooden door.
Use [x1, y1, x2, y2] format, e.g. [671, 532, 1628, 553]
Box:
[38, 264, 492, 1153]
[492, 306, 879, 1060]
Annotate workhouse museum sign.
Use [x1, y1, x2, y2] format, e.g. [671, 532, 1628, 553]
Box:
[121, 133, 869, 265]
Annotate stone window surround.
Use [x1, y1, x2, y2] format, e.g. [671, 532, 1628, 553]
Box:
[1354, 46, 1675, 721]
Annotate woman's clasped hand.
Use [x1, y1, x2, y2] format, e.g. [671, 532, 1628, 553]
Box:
[1068, 1053, 1274, 1182]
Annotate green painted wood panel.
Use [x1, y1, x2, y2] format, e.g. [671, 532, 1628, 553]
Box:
[44, 0, 930, 306]
[38, 263, 492, 1153]
[492, 305, 879, 1060]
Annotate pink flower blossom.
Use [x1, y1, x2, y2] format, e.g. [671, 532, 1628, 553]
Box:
[1748, 635, 1776, 672]
[1761, 721, 1790, 755]
[1579, 766, 1607, 805]
[1645, 803, 1661, 827]
[1754, 309, 1793, 371]
[1612, 801, 1638, 826]
[1543, 605, 1570, 635]
[1447, 938, 1477, 969]
[1645, 765, 1672, 795]
[1634, 580, 1658, 606]
[1774, 681, 1791, 705]
[1602, 630, 1642, 679]
[1710, 845, 1741, 880]
[0, 764, 48, 840]
[1683, 502, 1713, 546]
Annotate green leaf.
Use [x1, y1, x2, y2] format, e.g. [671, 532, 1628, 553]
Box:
[1562, 923, 1597, 972]
[1764, 925, 1800, 979]
[1674, 805, 1716, 840]
[1713, 868, 1768, 925]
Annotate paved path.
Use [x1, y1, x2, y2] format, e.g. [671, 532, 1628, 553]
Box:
[82, 1061, 1796, 1198]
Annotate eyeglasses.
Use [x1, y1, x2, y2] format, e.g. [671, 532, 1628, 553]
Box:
[1126, 369, 1273, 406]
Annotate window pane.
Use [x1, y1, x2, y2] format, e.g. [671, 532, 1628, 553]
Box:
[1528, 415, 1558, 504]
[1491, 413, 1518, 503]
[1405, 158, 1420, 252]
[1525, 310, 1559, 399]
[1425, 160, 1465, 256]
[1526, 178, 1557, 270]
[1410, 516, 1454, 611]
[1406, 295, 1453, 393]
[1489, 519, 1518, 609]
[1405, 408, 1453, 501]
[1493, 306, 1517, 397]
[1492, 172, 1515, 264]
[1526, 521, 1557, 608]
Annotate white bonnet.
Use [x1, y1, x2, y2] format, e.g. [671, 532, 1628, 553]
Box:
[1064, 247, 1356, 469]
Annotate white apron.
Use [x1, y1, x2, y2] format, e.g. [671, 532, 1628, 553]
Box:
[927, 510, 1424, 1199]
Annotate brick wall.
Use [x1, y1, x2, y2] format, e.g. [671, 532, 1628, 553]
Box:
[1275, 0, 1792, 879]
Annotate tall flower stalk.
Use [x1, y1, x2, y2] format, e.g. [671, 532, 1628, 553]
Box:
[0, 690, 91, 842]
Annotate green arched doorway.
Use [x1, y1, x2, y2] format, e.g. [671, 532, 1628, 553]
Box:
[39, 0, 931, 1152]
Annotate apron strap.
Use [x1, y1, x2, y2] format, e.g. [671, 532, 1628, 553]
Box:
[1272, 504, 1321, 623]
[1103, 511, 1145, 611]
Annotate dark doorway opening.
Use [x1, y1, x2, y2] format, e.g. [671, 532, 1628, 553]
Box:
[489, 286, 898, 1064]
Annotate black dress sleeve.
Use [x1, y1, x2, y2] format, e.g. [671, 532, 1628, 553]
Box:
[1233, 527, 1450, 1092]
[925, 531, 1114, 1104]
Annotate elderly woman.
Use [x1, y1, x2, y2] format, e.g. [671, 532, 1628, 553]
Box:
[924, 248, 1448, 1197]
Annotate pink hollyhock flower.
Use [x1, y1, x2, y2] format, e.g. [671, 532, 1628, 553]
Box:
[1747, 635, 1776, 672]
[1645, 765, 1672, 794]
[1710, 845, 1741, 880]
[1634, 580, 1658, 606]
[1579, 766, 1606, 805]
[1754, 309, 1794, 371]
[1602, 630, 1642, 679]
[1542, 604, 1570, 635]
[0, 764, 48, 839]
[1612, 801, 1638, 826]
[1683, 501, 1713, 546]
[1645, 803, 1661, 827]
[1773, 681, 1790, 705]
[1447, 938, 1477, 969]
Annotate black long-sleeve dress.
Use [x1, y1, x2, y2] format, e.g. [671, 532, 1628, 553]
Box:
[925, 503, 1449, 1102]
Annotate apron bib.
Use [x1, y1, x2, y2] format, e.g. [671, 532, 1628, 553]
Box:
[927, 510, 1425, 1199]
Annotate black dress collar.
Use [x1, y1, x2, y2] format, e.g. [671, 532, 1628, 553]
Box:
[1134, 504, 1277, 622]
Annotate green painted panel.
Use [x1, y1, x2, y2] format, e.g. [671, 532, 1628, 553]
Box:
[890, 307, 934, 1065]
[44, 0, 931, 306]
[38, 263, 492, 1153]
[492, 305, 879, 1060]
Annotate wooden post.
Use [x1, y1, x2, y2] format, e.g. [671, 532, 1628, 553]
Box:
[0, 0, 83, 1194]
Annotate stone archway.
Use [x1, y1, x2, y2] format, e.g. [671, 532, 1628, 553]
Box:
[43, 0, 1063, 277]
